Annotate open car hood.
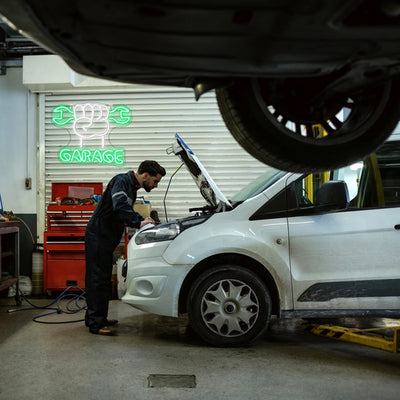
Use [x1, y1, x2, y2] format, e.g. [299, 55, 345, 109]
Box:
[169, 134, 231, 209]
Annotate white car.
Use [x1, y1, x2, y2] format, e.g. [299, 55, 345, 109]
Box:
[122, 134, 400, 346]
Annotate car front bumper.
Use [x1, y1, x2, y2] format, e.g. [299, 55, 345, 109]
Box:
[121, 255, 192, 317]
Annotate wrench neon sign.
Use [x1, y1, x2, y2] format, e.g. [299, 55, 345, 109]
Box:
[52, 103, 132, 165]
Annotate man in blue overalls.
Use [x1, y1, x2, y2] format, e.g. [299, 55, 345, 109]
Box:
[85, 160, 166, 335]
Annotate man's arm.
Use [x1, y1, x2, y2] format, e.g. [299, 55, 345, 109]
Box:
[110, 176, 143, 228]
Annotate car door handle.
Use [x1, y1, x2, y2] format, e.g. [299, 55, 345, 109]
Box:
[395, 224, 400, 230]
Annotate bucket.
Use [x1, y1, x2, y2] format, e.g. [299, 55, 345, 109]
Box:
[31, 244, 43, 296]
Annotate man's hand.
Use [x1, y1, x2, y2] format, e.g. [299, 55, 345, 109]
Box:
[140, 217, 154, 228]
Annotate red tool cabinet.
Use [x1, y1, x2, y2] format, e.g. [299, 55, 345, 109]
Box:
[43, 183, 103, 292]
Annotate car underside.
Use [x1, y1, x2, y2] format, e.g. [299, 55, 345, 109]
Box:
[0, 0, 399, 171]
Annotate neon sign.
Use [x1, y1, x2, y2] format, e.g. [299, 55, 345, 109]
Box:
[59, 148, 125, 165]
[52, 103, 132, 165]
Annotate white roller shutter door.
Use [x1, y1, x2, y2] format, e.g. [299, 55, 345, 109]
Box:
[39, 85, 267, 236]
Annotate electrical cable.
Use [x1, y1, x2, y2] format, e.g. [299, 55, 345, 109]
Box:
[0, 194, 37, 245]
[163, 162, 184, 222]
[12, 215, 36, 245]
[7, 286, 87, 324]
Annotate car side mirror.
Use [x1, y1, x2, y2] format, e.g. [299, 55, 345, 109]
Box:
[316, 181, 349, 211]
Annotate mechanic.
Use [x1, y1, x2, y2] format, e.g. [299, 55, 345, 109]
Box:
[85, 160, 166, 335]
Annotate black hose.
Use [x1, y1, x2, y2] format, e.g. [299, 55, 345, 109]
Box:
[7, 286, 87, 324]
[163, 162, 184, 222]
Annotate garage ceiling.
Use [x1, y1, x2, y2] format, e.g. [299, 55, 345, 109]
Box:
[0, 17, 49, 74]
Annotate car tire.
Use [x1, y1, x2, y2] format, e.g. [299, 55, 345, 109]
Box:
[216, 78, 400, 172]
[187, 265, 272, 346]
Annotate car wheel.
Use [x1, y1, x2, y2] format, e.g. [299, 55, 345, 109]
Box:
[216, 78, 400, 172]
[188, 265, 272, 346]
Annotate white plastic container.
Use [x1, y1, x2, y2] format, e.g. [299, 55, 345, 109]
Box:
[31, 247, 43, 295]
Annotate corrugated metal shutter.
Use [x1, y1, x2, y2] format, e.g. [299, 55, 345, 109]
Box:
[40, 85, 267, 233]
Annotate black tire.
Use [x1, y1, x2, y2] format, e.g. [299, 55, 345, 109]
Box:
[187, 265, 272, 347]
[216, 78, 400, 173]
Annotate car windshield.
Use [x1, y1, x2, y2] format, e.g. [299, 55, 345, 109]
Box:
[231, 169, 286, 203]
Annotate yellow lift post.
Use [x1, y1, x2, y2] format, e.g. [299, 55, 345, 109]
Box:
[303, 124, 330, 203]
[303, 323, 400, 353]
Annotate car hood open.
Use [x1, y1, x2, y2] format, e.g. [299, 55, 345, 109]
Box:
[168, 134, 231, 209]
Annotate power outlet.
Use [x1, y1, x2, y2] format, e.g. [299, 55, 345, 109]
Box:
[25, 177, 32, 190]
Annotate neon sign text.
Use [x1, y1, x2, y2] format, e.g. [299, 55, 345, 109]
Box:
[59, 147, 125, 165]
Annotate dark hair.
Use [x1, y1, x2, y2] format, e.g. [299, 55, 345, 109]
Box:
[138, 160, 166, 177]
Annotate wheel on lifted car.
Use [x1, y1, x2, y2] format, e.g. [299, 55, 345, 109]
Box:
[216, 78, 400, 173]
[187, 265, 272, 347]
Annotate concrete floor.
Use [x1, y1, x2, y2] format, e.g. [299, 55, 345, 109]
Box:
[1, 296, 400, 400]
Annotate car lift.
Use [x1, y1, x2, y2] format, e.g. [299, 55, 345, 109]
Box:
[303, 323, 400, 353]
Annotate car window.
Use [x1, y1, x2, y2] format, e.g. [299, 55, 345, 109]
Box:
[231, 169, 285, 203]
[292, 140, 400, 212]
[250, 140, 400, 220]
[249, 189, 288, 220]
[289, 172, 332, 213]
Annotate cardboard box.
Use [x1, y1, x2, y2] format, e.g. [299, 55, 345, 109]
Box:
[134, 203, 152, 218]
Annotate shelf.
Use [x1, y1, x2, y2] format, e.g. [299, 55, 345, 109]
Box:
[0, 222, 20, 303]
[1, 251, 14, 259]
[0, 276, 18, 292]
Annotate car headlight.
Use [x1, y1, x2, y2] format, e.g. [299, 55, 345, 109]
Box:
[135, 223, 181, 245]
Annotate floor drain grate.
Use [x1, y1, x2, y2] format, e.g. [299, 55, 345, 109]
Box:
[147, 374, 196, 388]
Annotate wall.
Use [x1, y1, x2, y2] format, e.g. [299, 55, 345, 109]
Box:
[0, 67, 36, 213]
[0, 67, 37, 275]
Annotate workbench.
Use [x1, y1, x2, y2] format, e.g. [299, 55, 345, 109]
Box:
[0, 221, 21, 305]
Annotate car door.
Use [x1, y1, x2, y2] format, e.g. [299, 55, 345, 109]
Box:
[287, 142, 400, 312]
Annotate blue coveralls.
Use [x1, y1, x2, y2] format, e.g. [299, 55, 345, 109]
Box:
[85, 171, 143, 332]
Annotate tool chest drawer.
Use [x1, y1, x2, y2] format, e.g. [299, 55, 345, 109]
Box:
[45, 259, 86, 289]
[46, 250, 85, 260]
[44, 235, 85, 257]
[43, 232, 87, 291]
[46, 205, 96, 232]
